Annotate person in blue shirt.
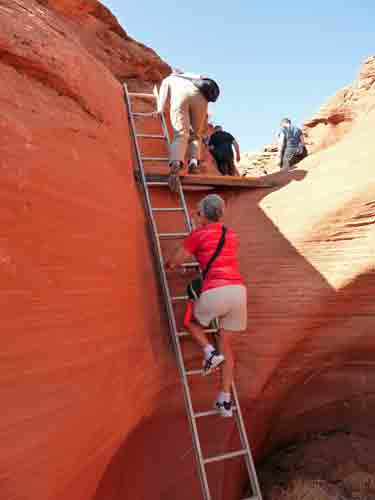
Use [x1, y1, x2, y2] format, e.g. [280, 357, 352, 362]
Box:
[277, 118, 307, 170]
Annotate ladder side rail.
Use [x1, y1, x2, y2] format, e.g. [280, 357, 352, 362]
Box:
[124, 83, 212, 500]
[210, 316, 263, 498]
[212, 309, 262, 498]
[153, 85, 171, 144]
[231, 383, 263, 500]
[186, 222, 261, 498]
[124, 84, 175, 335]
[175, 172, 261, 495]
[177, 179, 194, 232]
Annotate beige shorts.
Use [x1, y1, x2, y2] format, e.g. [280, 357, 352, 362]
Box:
[193, 285, 247, 332]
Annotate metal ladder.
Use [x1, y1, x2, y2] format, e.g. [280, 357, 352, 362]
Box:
[123, 83, 262, 500]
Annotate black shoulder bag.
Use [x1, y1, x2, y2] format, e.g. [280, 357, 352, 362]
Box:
[187, 226, 227, 301]
[176, 74, 220, 102]
[193, 78, 220, 102]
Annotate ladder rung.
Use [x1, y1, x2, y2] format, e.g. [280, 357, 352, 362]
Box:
[129, 92, 156, 98]
[158, 232, 189, 239]
[172, 295, 189, 302]
[204, 449, 247, 465]
[147, 181, 169, 187]
[194, 407, 237, 419]
[177, 331, 190, 338]
[177, 328, 218, 338]
[185, 369, 202, 376]
[181, 262, 200, 268]
[142, 157, 169, 161]
[136, 133, 165, 139]
[133, 112, 158, 117]
[152, 207, 184, 212]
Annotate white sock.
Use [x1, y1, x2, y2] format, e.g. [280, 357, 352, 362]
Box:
[217, 391, 231, 403]
[203, 344, 215, 359]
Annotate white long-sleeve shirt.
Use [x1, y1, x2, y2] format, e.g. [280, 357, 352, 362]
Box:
[157, 72, 203, 113]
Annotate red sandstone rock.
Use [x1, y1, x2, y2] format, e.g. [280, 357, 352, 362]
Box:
[0, 2, 168, 499]
[37, 0, 170, 84]
[304, 55, 375, 151]
[1, 2, 375, 500]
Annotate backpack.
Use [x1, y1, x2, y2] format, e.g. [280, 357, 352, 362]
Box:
[175, 73, 220, 102]
[192, 78, 220, 102]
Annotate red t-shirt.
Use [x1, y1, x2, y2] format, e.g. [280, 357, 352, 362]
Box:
[183, 223, 244, 292]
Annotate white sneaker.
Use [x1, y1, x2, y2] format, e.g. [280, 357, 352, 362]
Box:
[202, 350, 225, 376]
[215, 399, 233, 418]
[188, 158, 200, 174]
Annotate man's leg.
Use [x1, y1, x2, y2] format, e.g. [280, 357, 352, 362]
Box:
[168, 93, 190, 191]
[210, 150, 227, 175]
[280, 154, 290, 170]
[216, 158, 228, 175]
[288, 150, 300, 169]
[293, 146, 308, 166]
[187, 92, 208, 172]
[227, 155, 238, 176]
[300, 145, 308, 161]
[281, 148, 295, 170]
[169, 96, 190, 164]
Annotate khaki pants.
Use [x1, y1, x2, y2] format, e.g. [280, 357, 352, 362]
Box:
[169, 84, 208, 163]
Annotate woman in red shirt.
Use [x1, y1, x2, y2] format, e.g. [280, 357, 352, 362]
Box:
[166, 194, 247, 417]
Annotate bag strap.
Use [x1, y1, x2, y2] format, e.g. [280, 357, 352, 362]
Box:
[174, 73, 203, 83]
[202, 225, 227, 280]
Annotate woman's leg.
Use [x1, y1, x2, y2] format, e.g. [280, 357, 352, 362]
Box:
[214, 329, 235, 417]
[187, 319, 225, 375]
[187, 319, 210, 348]
[218, 330, 235, 392]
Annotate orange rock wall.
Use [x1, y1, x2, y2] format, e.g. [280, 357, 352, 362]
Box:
[0, 1, 170, 499]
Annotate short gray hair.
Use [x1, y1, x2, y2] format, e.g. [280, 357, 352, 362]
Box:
[198, 194, 225, 222]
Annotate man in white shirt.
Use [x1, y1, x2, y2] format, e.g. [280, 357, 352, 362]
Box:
[157, 69, 208, 191]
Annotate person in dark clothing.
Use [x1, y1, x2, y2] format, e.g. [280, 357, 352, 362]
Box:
[208, 126, 241, 176]
[277, 118, 307, 170]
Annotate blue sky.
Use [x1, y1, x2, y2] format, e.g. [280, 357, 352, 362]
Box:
[102, 1, 374, 152]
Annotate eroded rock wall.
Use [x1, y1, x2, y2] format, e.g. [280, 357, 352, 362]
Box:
[305, 56, 375, 151]
[0, 1, 170, 499]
